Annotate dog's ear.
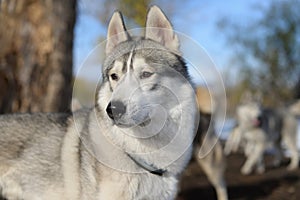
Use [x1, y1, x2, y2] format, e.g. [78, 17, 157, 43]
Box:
[145, 6, 179, 53]
[106, 12, 129, 55]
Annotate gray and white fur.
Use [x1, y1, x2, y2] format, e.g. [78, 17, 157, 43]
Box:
[0, 6, 198, 200]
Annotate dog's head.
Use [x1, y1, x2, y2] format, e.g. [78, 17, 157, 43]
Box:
[97, 6, 192, 131]
[237, 102, 262, 128]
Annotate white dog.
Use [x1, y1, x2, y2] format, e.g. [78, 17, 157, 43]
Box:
[225, 102, 299, 175]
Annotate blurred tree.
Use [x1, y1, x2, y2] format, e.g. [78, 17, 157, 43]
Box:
[81, 0, 178, 29]
[82, 0, 151, 27]
[0, 0, 76, 113]
[117, 0, 152, 26]
[219, 0, 300, 106]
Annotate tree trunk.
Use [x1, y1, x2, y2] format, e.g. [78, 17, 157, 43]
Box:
[0, 0, 76, 113]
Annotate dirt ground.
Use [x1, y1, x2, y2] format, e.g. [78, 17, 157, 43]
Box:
[177, 153, 300, 200]
[1, 153, 299, 200]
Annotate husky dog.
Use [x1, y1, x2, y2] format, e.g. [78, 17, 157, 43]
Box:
[225, 102, 299, 175]
[0, 6, 198, 200]
[224, 102, 262, 157]
[194, 87, 228, 200]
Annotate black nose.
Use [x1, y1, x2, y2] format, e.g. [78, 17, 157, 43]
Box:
[106, 101, 126, 120]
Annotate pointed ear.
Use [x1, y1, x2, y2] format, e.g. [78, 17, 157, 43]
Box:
[106, 12, 129, 55]
[145, 6, 179, 53]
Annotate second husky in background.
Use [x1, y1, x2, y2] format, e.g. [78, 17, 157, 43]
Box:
[225, 100, 299, 175]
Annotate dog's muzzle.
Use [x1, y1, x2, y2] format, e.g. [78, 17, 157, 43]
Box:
[253, 115, 262, 127]
[106, 101, 126, 121]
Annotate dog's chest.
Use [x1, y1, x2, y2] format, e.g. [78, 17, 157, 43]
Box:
[96, 171, 177, 200]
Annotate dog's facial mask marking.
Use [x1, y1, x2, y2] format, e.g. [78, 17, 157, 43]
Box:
[106, 58, 159, 128]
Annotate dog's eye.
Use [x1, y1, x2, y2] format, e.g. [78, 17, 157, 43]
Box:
[110, 73, 119, 81]
[140, 71, 153, 79]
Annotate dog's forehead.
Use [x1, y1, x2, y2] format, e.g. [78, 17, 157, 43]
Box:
[106, 41, 162, 65]
[108, 54, 153, 75]
[103, 38, 187, 77]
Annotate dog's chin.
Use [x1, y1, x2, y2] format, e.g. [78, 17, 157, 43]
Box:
[113, 116, 151, 128]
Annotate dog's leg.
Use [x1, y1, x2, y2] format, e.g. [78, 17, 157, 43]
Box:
[196, 157, 228, 200]
[214, 181, 228, 200]
[284, 135, 299, 170]
[0, 171, 23, 200]
[224, 127, 242, 155]
[282, 114, 299, 170]
[287, 145, 299, 170]
[241, 142, 264, 175]
[272, 141, 283, 167]
[255, 155, 265, 174]
[244, 140, 254, 156]
[196, 140, 228, 200]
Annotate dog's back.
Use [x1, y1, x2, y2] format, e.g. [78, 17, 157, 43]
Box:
[0, 113, 70, 199]
[0, 113, 69, 162]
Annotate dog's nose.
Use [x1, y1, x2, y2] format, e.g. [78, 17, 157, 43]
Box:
[106, 101, 126, 120]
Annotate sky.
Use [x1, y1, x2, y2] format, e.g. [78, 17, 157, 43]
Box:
[73, 0, 273, 84]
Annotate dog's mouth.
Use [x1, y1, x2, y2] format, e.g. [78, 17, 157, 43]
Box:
[138, 117, 151, 127]
[253, 116, 262, 127]
[114, 115, 151, 128]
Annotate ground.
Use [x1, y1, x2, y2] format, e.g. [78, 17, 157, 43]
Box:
[177, 153, 300, 200]
[1, 153, 299, 200]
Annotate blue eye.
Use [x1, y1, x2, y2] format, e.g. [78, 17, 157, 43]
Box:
[140, 71, 153, 79]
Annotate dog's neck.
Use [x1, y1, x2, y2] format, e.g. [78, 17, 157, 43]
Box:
[91, 104, 192, 176]
[126, 153, 166, 176]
